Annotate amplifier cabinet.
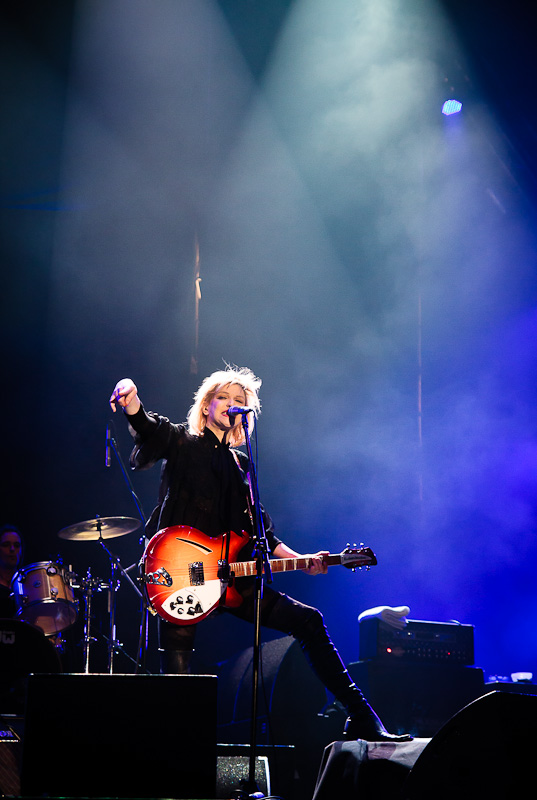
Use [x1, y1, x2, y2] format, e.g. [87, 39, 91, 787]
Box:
[359, 618, 475, 665]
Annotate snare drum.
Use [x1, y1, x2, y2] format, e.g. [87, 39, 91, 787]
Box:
[11, 561, 78, 636]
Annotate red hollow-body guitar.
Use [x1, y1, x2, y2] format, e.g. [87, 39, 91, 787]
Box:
[141, 525, 377, 626]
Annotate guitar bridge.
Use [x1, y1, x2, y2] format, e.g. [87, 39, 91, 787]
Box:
[189, 561, 204, 586]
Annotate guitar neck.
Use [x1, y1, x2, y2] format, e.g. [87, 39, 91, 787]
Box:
[230, 554, 343, 578]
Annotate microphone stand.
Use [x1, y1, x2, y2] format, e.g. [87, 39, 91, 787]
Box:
[108, 425, 150, 674]
[234, 411, 272, 800]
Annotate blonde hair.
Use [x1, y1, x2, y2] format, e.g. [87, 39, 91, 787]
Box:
[187, 365, 262, 446]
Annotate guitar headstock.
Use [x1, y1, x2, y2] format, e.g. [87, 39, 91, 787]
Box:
[341, 544, 377, 570]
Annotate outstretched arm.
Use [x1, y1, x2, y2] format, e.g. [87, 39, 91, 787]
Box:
[109, 378, 141, 415]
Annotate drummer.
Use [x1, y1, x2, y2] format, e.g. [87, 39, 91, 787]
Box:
[0, 524, 23, 618]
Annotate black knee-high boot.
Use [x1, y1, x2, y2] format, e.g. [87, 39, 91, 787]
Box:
[160, 648, 194, 675]
[296, 611, 412, 742]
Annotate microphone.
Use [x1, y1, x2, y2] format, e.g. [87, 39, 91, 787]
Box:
[227, 406, 254, 416]
[105, 422, 112, 467]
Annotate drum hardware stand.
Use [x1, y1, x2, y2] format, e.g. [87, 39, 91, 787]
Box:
[106, 423, 150, 674]
[96, 530, 144, 674]
[100, 631, 140, 669]
[77, 567, 106, 674]
[231, 410, 271, 800]
[75, 555, 144, 674]
[58, 514, 146, 673]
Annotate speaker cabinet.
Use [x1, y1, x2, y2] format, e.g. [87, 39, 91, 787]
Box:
[0, 619, 61, 714]
[404, 690, 537, 799]
[216, 754, 270, 798]
[218, 635, 328, 743]
[349, 660, 485, 737]
[217, 743, 295, 800]
[0, 720, 21, 797]
[21, 673, 217, 798]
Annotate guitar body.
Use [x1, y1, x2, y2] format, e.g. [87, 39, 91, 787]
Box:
[142, 525, 248, 625]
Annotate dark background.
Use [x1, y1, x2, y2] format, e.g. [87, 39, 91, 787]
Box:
[2, 0, 537, 681]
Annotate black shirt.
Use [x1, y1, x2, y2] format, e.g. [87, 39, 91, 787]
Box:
[0, 582, 17, 619]
[127, 404, 281, 560]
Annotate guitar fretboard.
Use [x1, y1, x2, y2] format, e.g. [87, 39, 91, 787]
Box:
[230, 554, 344, 578]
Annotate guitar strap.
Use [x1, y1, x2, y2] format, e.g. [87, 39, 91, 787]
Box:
[214, 450, 253, 598]
[231, 449, 255, 531]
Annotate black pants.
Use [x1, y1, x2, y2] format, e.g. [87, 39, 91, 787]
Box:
[159, 581, 357, 708]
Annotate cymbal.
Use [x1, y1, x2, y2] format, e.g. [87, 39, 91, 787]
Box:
[58, 516, 142, 541]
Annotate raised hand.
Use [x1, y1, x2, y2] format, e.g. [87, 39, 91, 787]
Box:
[109, 378, 140, 414]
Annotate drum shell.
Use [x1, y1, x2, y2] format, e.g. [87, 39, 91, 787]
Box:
[11, 561, 77, 636]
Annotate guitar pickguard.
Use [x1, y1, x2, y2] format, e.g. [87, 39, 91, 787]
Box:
[161, 581, 224, 622]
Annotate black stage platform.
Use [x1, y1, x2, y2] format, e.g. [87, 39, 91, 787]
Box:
[3, 624, 537, 799]
[4, 690, 537, 799]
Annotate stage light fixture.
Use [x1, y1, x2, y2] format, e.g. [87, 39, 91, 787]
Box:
[442, 99, 462, 116]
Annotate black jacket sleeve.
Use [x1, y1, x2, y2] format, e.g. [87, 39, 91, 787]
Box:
[126, 403, 187, 471]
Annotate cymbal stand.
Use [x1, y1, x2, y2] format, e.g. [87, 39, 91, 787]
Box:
[79, 567, 102, 674]
[108, 552, 118, 674]
[107, 423, 149, 672]
[97, 534, 143, 674]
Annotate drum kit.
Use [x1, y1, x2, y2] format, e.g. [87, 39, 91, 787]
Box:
[10, 515, 145, 673]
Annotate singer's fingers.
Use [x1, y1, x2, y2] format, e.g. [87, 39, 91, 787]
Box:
[111, 392, 129, 408]
[110, 379, 136, 403]
[123, 387, 138, 404]
[303, 555, 325, 575]
[110, 385, 139, 416]
[312, 552, 329, 575]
